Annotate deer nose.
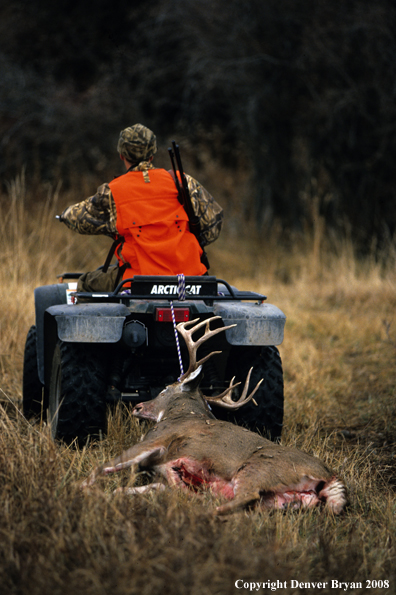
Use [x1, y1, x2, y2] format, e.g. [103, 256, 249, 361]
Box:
[132, 403, 144, 415]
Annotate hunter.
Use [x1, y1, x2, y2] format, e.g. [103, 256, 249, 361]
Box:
[59, 124, 223, 291]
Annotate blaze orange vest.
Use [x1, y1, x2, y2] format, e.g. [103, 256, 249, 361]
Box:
[109, 168, 207, 279]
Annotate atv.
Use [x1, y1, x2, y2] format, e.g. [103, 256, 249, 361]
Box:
[22, 273, 286, 445]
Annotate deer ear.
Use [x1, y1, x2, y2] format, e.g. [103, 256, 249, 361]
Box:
[181, 365, 203, 391]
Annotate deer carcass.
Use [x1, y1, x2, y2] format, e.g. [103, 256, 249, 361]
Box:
[82, 317, 347, 515]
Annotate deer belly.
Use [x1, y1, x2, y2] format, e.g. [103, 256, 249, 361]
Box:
[164, 458, 235, 499]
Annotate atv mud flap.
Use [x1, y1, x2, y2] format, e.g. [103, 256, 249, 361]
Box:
[45, 303, 131, 343]
[213, 302, 285, 346]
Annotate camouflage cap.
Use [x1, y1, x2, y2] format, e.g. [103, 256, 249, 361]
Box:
[117, 124, 157, 163]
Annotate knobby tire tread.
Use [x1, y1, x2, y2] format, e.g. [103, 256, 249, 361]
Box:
[50, 341, 108, 445]
[214, 345, 284, 441]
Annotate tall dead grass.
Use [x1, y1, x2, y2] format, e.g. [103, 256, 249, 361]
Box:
[1, 174, 396, 594]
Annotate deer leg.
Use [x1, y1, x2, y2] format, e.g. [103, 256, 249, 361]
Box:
[114, 483, 167, 495]
[216, 491, 261, 515]
[81, 444, 167, 488]
[215, 456, 315, 516]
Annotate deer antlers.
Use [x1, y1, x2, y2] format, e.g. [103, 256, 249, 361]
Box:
[176, 317, 262, 410]
[177, 317, 234, 381]
[205, 367, 262, 410]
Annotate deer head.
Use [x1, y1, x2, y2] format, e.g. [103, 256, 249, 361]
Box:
[132, 316, 263, 423]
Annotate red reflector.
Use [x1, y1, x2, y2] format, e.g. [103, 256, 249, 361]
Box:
[155, 308, 190, 322]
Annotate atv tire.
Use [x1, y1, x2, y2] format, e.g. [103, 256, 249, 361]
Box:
[213, 345, 284, 441]
[22, 325, 45, 418]
[49, 341, 108, 445]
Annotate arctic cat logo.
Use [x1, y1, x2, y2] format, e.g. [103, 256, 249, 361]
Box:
[150, 284, 202, 295]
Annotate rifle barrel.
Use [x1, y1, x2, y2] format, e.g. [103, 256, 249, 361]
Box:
[168, 141, 210, 270]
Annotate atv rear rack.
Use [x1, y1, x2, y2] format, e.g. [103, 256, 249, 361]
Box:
[72, 275, 267, 303]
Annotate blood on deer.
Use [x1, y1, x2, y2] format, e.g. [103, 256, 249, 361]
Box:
[81, 317, 347, 515]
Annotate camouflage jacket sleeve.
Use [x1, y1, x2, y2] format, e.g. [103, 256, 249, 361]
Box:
[185, 174, 223, 246]
[60, 183, 117, 235]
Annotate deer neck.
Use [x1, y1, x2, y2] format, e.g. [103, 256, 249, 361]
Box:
[162, 390, 216, 421]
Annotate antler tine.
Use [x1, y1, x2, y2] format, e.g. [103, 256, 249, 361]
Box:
[176, 316, 237, 381]
[204, 368, 263, 410]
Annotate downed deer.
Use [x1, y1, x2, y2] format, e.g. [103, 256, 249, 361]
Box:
[82, 317, 347, 514]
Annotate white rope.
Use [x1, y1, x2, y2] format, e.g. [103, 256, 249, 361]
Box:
[177, 273, 186, 301]
[170, 274, 186, 379]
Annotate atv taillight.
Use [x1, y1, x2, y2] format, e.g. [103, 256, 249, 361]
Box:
[155, 308, 190, 322]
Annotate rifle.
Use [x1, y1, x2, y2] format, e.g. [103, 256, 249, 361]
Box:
[168, 141, 210, 270]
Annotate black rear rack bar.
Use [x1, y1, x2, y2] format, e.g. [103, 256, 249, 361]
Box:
[72, 275, 267, 302]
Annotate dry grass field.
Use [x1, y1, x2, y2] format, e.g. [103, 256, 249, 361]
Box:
[1, 174, 396, 594]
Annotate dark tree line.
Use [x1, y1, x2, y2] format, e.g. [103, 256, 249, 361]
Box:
[1, 0, 395, 248]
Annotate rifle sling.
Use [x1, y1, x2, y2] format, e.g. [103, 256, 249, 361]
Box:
[102, 237, 124, 273]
